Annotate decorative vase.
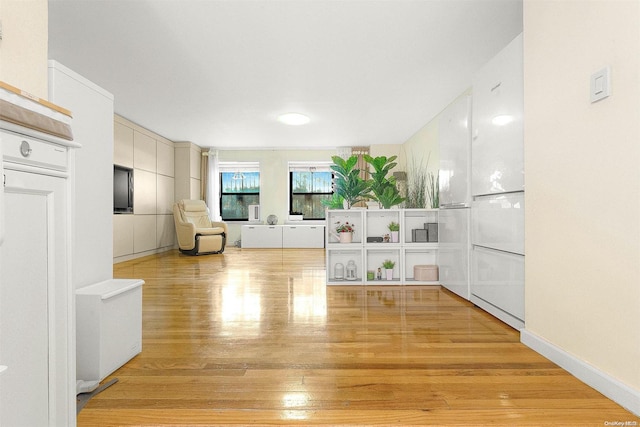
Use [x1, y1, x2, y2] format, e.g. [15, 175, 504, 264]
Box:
[339, 232, 353, 244]
[391, 231, 399, 243]
[385, 268, 393, 280]
[345, 260, 357, 280]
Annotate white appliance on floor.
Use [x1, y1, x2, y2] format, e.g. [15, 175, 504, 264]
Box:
[438, 94, 472, 300]
[470, 33, 525, 330]
[76, 279, 144, 392]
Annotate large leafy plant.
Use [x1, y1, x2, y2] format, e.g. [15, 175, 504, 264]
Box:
[364, 154, 405, 209]
[329, 155, 370, 209]
[376, 185, 405, 209]
[321, 193, 345, 209]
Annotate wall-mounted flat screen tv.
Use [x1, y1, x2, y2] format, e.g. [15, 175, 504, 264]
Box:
[113, 165, 133, 213]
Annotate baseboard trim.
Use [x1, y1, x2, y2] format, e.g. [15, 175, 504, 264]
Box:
[521, 329, 640, 416]
[113, 246, 175, 264]
[470, 294, 524, 330]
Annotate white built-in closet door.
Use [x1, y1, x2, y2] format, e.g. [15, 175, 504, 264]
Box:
[0, 169, 65, 426]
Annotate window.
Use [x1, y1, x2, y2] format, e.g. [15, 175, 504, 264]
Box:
[219, 162, 260, 220]
[289, 162, 333, 220]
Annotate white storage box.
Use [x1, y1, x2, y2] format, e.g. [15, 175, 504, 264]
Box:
[76, 279, 144, 382]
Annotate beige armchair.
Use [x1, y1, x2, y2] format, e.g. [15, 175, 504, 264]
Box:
[173, 199, 227, 255]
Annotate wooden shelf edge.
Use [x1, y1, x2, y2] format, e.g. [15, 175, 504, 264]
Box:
[0, 81, 73, 118]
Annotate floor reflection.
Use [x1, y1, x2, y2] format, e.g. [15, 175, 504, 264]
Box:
[288, 271, 327, 323]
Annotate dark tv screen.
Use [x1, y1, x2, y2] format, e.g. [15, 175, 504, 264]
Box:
[113, 166, 133, 213]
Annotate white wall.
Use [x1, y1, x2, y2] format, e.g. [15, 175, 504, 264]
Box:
[399, 115, 439, 181]
[219, 149, 336, 242]
[0, 0, 48, 98]
[396, 90, 471, 206]
[524, 0, 640, 395]
[48, 61, 115, 289]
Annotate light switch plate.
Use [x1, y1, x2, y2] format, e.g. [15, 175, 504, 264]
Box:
[590, 67, 611, 103]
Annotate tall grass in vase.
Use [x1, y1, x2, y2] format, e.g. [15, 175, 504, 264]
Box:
[405, 157, 427, 208]
[427, 171, 439, 209]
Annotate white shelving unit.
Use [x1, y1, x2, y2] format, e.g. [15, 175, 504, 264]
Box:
[326, 208, 439, 285]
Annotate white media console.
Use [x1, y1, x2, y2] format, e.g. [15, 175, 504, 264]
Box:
[241, 224, 325, 248]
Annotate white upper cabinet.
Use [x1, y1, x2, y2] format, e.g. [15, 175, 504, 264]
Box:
[471, 33, 524, 196]
[439, 94, 471, 207]
[133, 130, 157, 173]
[156, 140, 174, 178]
[114, 121, 134, 168]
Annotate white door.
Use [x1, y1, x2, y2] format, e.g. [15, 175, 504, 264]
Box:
[438, 208, 470, 299]
[0, 168, 67, 426]
[471, 33, 524, 196]
[439, 94, 471, 207]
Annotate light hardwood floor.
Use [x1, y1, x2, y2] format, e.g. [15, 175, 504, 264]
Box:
[78, 247, 639, 426]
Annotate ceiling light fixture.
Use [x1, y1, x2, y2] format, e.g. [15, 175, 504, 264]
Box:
[278, 112, 310, 126]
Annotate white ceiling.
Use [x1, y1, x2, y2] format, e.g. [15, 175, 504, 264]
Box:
[48, 0, 522, 150]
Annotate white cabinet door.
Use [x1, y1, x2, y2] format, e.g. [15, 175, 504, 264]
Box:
[241, 225, 283, 248]
[438, 208, 470, 299]
[113, 214, 134, 257]
[471, 246, 525, 325]
[471, 33, 524, 196]
[472, 192, 524, 255]
[0, 168, 68, 426]
[282, 225, 324, 248]
[439, 94, 471, 207]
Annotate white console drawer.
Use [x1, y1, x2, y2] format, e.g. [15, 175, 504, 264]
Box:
[283, 225, 325, 248]
[471, 245, 524, 321]
[241, 225, 283, 248]
[242, 225, 325, 248]
[472, 192, 524, 255]
[2, 129, 68, 171]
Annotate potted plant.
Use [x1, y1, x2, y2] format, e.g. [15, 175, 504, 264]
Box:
[321, 193, 345, 210]
[388, 221, 400, 243]
[330, 155, 370, 209]
[364, 155, 405, 209]
[334, 221, 355, 243]
[376, 186, 405, 209]
[382, 259, 395, 280]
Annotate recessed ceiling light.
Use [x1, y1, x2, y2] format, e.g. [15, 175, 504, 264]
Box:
[278, 112, 310, 126]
